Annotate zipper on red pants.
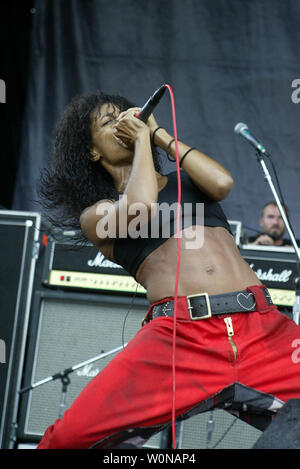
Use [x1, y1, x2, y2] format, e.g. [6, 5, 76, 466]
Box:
[224, 316, 237, 361]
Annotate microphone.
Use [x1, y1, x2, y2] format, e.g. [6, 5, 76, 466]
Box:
[135, 84, 167, 122]
[234, 122, 270, 156]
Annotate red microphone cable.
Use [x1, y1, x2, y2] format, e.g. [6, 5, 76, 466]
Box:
[164, 84, 181, 450]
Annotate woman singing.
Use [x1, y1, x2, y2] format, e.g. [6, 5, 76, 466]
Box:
[37, 91, 300, 449]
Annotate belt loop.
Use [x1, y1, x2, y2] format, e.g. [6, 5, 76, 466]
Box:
[246, 285, 269, 313]
[141, 308, 152, 326]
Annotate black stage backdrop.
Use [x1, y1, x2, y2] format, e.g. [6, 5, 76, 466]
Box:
[0, 2, 33, 210]
[11, 0, 300, 239]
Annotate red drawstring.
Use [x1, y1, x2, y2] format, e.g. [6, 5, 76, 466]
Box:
[164, 84, 181, 449]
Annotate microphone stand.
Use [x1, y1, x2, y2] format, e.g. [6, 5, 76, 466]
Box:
[255, 150, 300, 324]
[18, 344, 127, 421]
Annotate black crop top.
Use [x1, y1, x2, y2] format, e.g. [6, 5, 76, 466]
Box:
[114, 170, 232, 278]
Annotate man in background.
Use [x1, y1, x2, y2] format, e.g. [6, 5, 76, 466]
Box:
[247, 201, 296, 247]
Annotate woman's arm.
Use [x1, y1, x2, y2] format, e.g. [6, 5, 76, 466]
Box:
[148, 118, 234, 201]
[113, 108, 158, 208]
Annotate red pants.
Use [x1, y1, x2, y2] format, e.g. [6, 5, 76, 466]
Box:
[37, 285, 300, 449]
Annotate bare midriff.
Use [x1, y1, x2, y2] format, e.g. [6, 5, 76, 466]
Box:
[134, 226, 262, 304]
[99, 225, 261, 304]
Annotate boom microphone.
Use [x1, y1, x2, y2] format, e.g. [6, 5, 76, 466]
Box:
[234, 122, 270, 156]
[135, 85, 167, 122]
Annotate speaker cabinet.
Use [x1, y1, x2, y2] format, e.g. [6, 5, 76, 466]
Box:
[176, 409, 261, 449]
[0, 211, 40, 448]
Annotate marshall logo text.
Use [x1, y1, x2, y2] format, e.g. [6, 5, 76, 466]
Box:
[87, 252, 120, 269]
[249, 263, 292, 284]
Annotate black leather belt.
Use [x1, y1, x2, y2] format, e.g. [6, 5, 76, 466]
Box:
[148, 287, 273, 322]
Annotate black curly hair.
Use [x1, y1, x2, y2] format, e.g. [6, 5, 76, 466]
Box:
[38, 91, 162, 240]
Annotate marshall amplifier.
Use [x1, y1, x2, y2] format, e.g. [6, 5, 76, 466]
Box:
[42, 234, 146, 295]
[240, 244, 299, 308]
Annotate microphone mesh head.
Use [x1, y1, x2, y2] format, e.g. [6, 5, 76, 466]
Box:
[234, 122, 248, 135]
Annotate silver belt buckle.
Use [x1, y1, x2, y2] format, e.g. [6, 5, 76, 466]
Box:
[187, 292, 212, 320]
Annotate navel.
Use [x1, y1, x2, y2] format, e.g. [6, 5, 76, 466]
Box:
[205, 264, 215, 275]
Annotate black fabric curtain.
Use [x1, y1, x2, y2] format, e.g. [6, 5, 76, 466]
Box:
[12, 0, 300, 238]
[0, 2, 33, 209]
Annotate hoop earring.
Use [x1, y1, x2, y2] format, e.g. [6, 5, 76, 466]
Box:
[90, 152, 101, 162]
